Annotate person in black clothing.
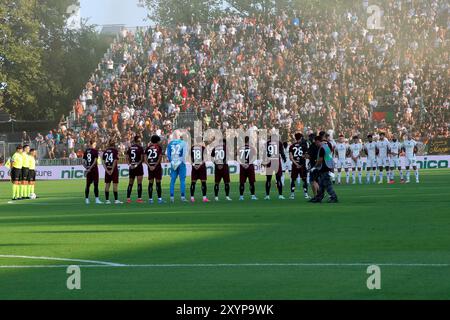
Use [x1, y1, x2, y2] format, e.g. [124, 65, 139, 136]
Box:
[309, 136, 338, 203]
[307, 133, 320, 198]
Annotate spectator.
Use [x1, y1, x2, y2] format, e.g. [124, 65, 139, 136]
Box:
[46, 136, 55, 160]
[21, 131, 31, 146]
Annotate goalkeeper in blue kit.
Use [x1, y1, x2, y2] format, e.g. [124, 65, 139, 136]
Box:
[166, 137, 188, 203]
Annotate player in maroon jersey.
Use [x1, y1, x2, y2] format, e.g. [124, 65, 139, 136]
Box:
[289, 133, 310, 200]
[103, 140, 122, 204]
[83, 140, 102, 204]
[144, 135, 164, 204]
[238, 136, 258, 200]
[190, 138, 209, 203]
[126, 135, 145, 203]
[264, 136, 286, 200]
[211, 138, 231, 201]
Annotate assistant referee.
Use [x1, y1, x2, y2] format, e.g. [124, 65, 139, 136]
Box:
[21, 145, 31, 199]
[10, 145, 23, 200]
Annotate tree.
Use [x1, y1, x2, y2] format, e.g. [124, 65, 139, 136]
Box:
[225, 0, 344, 17]
[0, 0, 111, 121]
[0, 0, 44, 119]
[226, 0, 277, 16]
[144, 0, 316, 25]
[144, 0, 221, 26]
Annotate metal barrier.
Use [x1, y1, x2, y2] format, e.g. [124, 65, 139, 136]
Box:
[7, 142, 21, 158]
[5, 141, 41, 158]
[2, 141, 65, 161]
[37, 158, 84, 166]
[36, 157, 131, 166]
[175, 111, 198, 129]
[0, 141, 5, 161]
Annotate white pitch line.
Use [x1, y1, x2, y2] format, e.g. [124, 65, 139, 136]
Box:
[1, 262, 450, 269]
[0, 254, 126, 267]
[122, 263, 450, 268]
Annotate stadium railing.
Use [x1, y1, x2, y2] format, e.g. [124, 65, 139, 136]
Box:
[35, 155, 130, 166]
[36, 158, 84, 166]
[3, 141, 63, 161]
[36, 156, 132, 166]
[175, 111, 199, 129]
[0, 141, 5, 161]
[6, 142, 24, 158]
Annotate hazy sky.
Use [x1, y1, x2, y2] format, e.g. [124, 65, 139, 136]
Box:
[79, 0, 149, 27]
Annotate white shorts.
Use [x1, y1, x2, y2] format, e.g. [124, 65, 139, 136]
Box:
[390, 157, 401, 168]
[336, 159, 347, 170]
[377, 156, 389, 167]
[350, 158, 362, 169]
[366, 158, 377, 168]
[282, 160, 292, 172]
[405, 157, 417, 167]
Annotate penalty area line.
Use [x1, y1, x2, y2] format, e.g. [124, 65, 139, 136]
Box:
[0, 254, 126, 267]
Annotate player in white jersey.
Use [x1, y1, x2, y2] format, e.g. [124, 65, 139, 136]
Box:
[376, 132, 391, 184]
[334, 135, 350, 184]
[280, 141, 291, 187]
[388, 134, 403, 183]
[402, 134, 419, 183]
[349, 136, 363, 184]
[325, 132, 336, 184]
[364, 134, 378, 184]
[328, 136, 337, 154]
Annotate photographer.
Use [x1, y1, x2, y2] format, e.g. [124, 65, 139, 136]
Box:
[309, 136, 338, 204]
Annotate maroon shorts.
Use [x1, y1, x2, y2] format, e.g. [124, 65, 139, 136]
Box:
[148, 164, 163, 181]
[240, 164, 256, 184]
[266, 160, 282, 178]
[215, 164, 230, 184]
[105, 168, 119, 184]
[291, 164, 306, 180]
[86, 168, 99, 185]
[129, 164, 144, 178]
[191, 164, 207, 181]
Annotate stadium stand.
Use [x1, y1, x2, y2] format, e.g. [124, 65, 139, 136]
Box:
[33, 1, 450, 158]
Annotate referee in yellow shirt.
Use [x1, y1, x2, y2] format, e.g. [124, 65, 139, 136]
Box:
[10, 145, 23, 200]
[28, 148, 37, 198]
[21, 145, 31, 199]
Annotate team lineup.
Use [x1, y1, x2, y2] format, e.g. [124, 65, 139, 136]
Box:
[333, 132, 420, 185]
[77, 129, 420, 205]
[6, 131, 420, 204]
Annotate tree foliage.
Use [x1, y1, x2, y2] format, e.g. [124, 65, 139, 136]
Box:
[144, 0, 222, 26]
[226, 0, 294, 16]
[144, 0, 301, 25]
[0, 0, 111, 121]
[144, 0, 355, 25]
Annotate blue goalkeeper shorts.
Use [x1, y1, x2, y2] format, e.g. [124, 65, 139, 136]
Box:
[169, 163, 186, 197]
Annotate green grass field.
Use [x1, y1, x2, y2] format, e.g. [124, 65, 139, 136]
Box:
[0, 169, 449, 300]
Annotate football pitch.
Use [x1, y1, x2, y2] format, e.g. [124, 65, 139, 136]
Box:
[0, 169, 449, 300]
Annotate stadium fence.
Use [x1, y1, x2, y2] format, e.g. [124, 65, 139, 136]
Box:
[0, 141, 5, 159]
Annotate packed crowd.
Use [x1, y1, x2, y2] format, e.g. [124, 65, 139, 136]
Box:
[55, 1, 449, 158]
